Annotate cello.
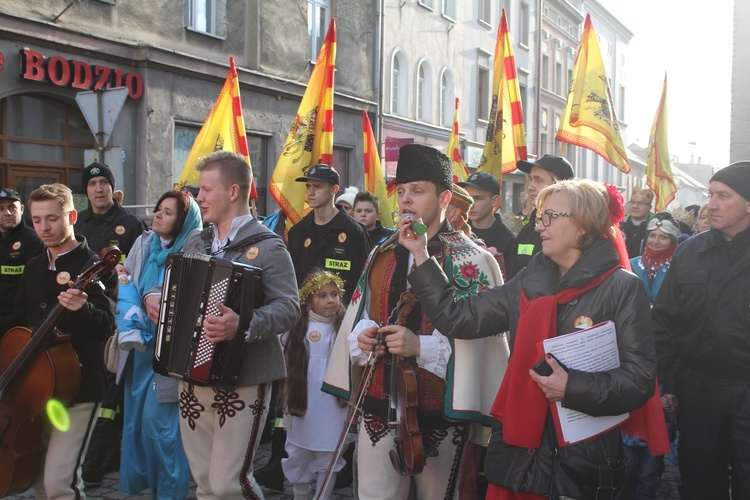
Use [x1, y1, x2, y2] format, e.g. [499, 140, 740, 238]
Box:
[0, 246, 120, 496]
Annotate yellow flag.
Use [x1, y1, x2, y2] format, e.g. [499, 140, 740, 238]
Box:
[176, 57, 257, 198]
[269, 19, 337, 228]
[556, 14, 630, 173]
[647, 74, 676, 211]
[363, 111, 397, 228]
[477, 9, 527, 179]
[448, 98, 470, 183]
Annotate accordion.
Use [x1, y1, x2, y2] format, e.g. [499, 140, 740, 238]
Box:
[154, 252, 263, 387]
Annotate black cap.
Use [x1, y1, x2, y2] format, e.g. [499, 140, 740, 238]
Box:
[0, 188, 22, 203]
[395, 144, 453, 192]
[295, 164, 340, 186]
[82, 162, 116, 190]
[458, 172, 501, 196]
[517, 154, 575, 180]
[711, 161, 750, 201]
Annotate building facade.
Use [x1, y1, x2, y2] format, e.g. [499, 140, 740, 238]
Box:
[0, 0, 377, 216]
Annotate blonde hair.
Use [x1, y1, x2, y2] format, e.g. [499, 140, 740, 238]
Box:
[29, 183, 74, 215]
[196, 151, 252, 200]
[536, 179, 613, 250]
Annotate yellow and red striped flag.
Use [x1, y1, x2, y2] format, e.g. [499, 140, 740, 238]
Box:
[448, 98, 470, 183]
[176, 56, 257, 199]
[362, 110, 397, 228]
[477, 8, 527, 179]
[556, 14, 630, 173]
[646, 74, 676, 211]
[269, 19, 336, 228]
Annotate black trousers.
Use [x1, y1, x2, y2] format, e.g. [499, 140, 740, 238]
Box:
[676, 371, 750, 500]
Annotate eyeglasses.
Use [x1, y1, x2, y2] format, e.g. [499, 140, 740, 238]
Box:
[535, 212, 574, 227]
[629, 201, 651, 207]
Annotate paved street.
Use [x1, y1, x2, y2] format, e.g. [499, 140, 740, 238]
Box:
[7, 442, 683, 499]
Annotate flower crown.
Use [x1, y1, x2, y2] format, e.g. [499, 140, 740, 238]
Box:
[298, 271, 345, 303]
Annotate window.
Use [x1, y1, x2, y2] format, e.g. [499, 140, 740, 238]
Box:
[391, 51, 408, 116]
[542, 54, 549, 90]
[568, 69, 573, 94]
[555, 61, 563, 95]
[174, 124, 200, 183]
[478, 0, 492, 25]
[248, 135, 269, 213]
[308, 0, 330, 62]
[440, 69, 455, 127]
[442, 0, 456, 20]
[332, 146, 350, 186]
[185, 0, 226, 38]
[519, 2, 530, 46]
[540, 133, 548, 156]
[477, 54, 491, 121]
[419, 0, 436, 10]
[618, 85, 626, 121]
[416, 60, 433, 122]
[569, 25, 578, 38]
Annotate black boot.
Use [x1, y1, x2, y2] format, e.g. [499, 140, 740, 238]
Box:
[254, 427, 287, 491]
[99, 418, 121, 476]
[81, 420, 105, 485]
[334, 442, 354, 489]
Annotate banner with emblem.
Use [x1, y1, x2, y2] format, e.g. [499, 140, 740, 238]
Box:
[269, 19, 337, 229]
[477, 8, 527, 179]
[646, 74, 676, 211]
[556, 14, 630, 174]
[176, 57, 257, 199]
[448, 98, 470, 184]
[362, 110, 397, 228]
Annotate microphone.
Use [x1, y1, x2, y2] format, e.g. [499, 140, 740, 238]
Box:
[379, 215, 426, 249]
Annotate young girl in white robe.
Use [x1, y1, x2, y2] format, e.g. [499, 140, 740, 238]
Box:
[282, 270, 347, 500]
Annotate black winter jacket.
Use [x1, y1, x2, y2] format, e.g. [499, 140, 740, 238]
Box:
[75, 201, 147, 261]
[653, 227, 750, 394]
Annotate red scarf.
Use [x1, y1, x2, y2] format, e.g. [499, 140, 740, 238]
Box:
[490, 265, 670, 455]
[640, 244, 676, 276]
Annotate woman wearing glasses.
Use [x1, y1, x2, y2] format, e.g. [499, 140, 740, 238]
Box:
[390, 179, 667, 499]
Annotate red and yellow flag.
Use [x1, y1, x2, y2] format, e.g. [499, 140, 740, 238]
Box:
[646, 74, 676, 211]
[177, 57, 257, 199]
[477, 8, 527, 179]
[556, 14, 630, 173]
[269, 19, 336, 228]
[448, 98, 470, 183]
[363, 110, 397, 228]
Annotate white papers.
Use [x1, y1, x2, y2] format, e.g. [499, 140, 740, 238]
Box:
[542, 321, 629, 445]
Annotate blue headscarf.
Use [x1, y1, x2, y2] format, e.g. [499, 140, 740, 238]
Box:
[137, 196, 202, 300]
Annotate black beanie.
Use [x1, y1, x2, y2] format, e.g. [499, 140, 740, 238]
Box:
[710, 161, 750, 201]
[82, 162, 115, 190]
[395, 144, 453, 192]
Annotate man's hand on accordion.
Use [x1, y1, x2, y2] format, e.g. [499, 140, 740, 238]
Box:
[203, 301, 240, 343]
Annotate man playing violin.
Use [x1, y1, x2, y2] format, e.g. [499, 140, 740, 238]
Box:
[323, 144, 509, 499]
[0, 183, 117, 498]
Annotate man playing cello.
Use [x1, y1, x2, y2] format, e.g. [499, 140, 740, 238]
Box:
[0, 183, 117, 498]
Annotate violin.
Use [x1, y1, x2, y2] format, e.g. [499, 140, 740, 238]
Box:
[387, 291, 425, 477]
[0, 246, 120, 496]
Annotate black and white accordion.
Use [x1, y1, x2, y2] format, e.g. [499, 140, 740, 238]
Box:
[154, 252, 263, 387]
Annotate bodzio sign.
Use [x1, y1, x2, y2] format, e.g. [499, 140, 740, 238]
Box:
[17, 48, 143, 99]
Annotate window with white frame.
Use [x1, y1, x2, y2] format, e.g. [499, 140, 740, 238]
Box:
[479, 0, 492, 25]
[440, 69, 455, 127]
[477, 53, 491, 121]
[308, 0, 330, 62]
[618, 85, 626, 121]
[442, 0, 456, 20]
[519, 2, 530, 46]
[419, 0, 436, 10]
[391, 51, 408, 116]
[555, 60, 563, 95]
[542, 54, 549, 90]
[416, 60, 433, 122]
[185, 0, 226, 38]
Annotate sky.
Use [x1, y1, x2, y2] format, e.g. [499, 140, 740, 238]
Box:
[597, 0, 733, 169]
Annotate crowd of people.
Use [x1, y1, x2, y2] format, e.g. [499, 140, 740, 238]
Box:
[0, 149, 748, 500]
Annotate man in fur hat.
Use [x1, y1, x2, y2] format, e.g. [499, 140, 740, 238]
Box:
[323, 144, 509, 499]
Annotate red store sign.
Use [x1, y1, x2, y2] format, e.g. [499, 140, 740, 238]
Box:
[18, 48, 143, 99]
